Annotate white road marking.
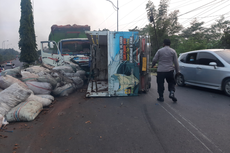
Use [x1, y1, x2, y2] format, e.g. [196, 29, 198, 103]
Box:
[165, 103, 223, 152]
[160, 104, 214, 153]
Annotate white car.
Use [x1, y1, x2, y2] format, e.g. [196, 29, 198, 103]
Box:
[6, 61, 12, 66]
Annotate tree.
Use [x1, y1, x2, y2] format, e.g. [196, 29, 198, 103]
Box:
[221, 27, 230, 49]
[0, 54, 2, 63]
[19, 0, 38, 64]
[145, 0, 183, 54]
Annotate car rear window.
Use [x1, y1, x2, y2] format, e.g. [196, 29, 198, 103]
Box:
[215, 51, 230, 64]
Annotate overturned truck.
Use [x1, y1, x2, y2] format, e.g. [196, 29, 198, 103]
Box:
[85, 31, 151, 97]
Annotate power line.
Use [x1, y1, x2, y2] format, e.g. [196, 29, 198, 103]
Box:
[96, 0, 141, 31]
[120, 0, 133, 8]
[119, 0, 148, 21]
[109, 0, 148, 30]
[119, 11, 147, 29]
[179, 14, 230, 19]
[96, 11, 116, 29]
[119, 17, 146, 26]
[181, 0, 228, 25]
[203, 9, 230, 26]
[169, 0, 201, 11]
[177, 0, 217, 17]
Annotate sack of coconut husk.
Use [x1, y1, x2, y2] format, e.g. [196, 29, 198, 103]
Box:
[0, 75, 28, 89]
[6, 100, 43, 122]
[37, 74, 57, 89]
[53, 66, 74, 74]
[0, 67, 22, 78]
[0, 83, 32, 116]
[67, 63, 81, 72]
[21, 71, 39, 82]
[26, 81, 52, 95]
[24, 66, 50, 74]
[36, 95, 54, 101]
[69, 77, 84, 88]
[26, 94, 52, 107]
[52, 83, 76, 97]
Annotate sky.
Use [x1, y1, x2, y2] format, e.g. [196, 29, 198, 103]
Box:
[0, 0, 230, 51]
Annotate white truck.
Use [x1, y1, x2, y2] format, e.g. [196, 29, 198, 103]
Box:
[40, 38, 90, 70]
[85, 31, 151, 97]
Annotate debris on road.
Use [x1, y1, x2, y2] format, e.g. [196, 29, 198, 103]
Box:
[85, 120, 91, 124]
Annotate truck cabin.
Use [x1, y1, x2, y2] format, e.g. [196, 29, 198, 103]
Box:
[59, 39, 90, 56]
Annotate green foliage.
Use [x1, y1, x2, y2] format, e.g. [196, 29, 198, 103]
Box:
[19, 0, 38, 64]
[140, 0, 230, 56]
[221, 27, 230, 49]
[0, 49, 20, 63]
[145, 0, 183, 55]
[37, 50, 41, 56]
[175, 38, 207, 54]
[0, 54, 2, 63]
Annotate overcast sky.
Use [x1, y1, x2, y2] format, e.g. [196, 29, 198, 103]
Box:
[0, 0, 230, 51]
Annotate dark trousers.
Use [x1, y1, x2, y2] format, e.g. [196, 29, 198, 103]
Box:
[156, 70, 176, 97]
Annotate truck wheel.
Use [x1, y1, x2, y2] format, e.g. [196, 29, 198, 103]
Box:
[223, 79, 230, 96]
[143, 83, 150, 93]
[176, 74, 185, 86]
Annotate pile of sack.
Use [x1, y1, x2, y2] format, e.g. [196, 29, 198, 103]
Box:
[0, 63, 86, 126]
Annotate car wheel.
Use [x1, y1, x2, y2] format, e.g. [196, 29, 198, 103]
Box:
[176, 74, 185, 86]
[223, 79, 230, 96]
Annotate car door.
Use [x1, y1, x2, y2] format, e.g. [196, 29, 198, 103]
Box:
[41, 41, 60, 66]
[195, 52, 224, 87]
[180, 53, 197, 83]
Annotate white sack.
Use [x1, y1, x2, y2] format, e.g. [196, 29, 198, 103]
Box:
[37, 74, 57, 88]
[0, 83, 32, 116]
[0, 114, 8, 128]
[6, 101, 43, 122]
[26, 94, 52, 107]
[0, 67, 22, 78]
[37, 71, 48, 76]
[26, 81, 52, 95]
[0, 75, 28, 89]
[53, 66, 74, 73]
[21, 71, 39, 82]
[52, 83, 75, 96]
[63, 73, 79, 77]
[66, 63, 81, 72]
[36, 95, 54, 101]
[76, 70, 86, 80]
[69, 77, 84, 88]
[25, 66, 49, 74]
[64, 70, 86, 80]
[0, 114, 3, 127]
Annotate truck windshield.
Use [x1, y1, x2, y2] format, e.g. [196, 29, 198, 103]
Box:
[61, 40, 90, 55]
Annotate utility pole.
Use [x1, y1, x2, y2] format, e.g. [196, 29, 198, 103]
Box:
[106, 0, 119, 31]
[150, 9, 159, 49]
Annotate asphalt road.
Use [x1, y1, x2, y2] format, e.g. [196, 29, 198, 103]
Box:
[1, 57, 23, 70]
[0, 75, 230, 153]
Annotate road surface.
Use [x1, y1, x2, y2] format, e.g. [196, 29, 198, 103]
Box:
[1, 57, 23, 70]
[0, 75, 230, 153]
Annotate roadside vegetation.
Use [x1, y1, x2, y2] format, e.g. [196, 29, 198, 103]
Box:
[0, 49, 20, 64]
[18, 0, 38, 64]
[130, 0, 230, 58]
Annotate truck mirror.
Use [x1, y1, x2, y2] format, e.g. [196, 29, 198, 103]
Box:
[49, 42, 54, 48]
